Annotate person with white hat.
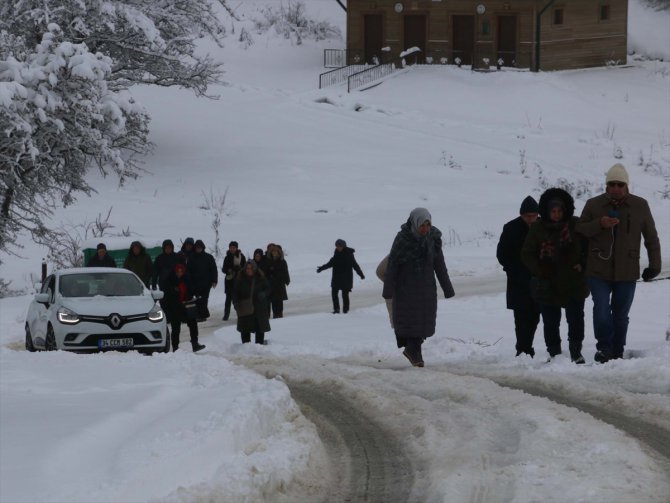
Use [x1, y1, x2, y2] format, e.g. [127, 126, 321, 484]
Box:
[576, 163, 661, 363]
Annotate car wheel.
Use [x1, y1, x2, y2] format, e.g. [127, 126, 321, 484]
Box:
[162, 327, 171, 353]
[45, 326, 57, 351]
[25, 325, 36, 352]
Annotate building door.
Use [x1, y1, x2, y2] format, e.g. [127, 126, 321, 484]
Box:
[452, 15, 475, 65]
[364, 15, 384, 64]
[497, 15, 517, 66]
[403, 15, 426, 63]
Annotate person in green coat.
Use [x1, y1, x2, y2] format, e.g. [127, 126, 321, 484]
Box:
[521, 188, 589, 363]
[123, 241, 153, 288]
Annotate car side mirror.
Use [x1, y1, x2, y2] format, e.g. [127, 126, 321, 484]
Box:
[151, 290, 164, 301]
[35, 293, 50, 304]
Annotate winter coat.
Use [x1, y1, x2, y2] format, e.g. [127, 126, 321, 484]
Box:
[265, 249, 290, 301]
[222, 251, 246, 294]
[317, 246, 364, 291]
[152, 250, 185, 291]
[382, 219, 455, 341]
[187, 250, 218, 296]
[87, 253, 117, 268]
[123, 244, 153, 288]
[576, 193, 661, 282]
[497, 216, 537, 310]
[162, 271, 195, 323]
[234, 270, 271, 334]
[521, 188, 589, 306]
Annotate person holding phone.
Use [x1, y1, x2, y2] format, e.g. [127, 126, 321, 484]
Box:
[576, 164, 661, 363]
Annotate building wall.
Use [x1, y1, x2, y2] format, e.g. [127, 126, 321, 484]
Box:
[346, 0, 627, 71]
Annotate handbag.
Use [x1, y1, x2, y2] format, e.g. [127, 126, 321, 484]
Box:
[183, 299, 198, 321]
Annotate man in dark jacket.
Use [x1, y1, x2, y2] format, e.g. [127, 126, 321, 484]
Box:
[497, 196, 540, 357]
[123, 241, 153, 288]
[151, 240, 185, 292]
[87, 243, 117, 268]
[317, 239, 365, 314]
[221, 241, 246, 321]
[383, 208, 455, 367]
[576, 164, 662, 363]
[187, 239, 218, 321]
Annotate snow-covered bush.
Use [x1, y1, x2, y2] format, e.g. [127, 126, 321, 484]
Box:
[253, 1, 341, 45]
[0, 25, 149, 258]
[0, 0, 231, 96]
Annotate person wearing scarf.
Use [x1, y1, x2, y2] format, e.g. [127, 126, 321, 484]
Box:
[522, 188, 589, 363]
[383, 208, 455, 367]
[576, 163, 661, 363]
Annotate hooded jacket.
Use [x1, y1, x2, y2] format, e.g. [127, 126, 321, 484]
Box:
[318, 246, 364, 291]
[123, 241, 153, 288]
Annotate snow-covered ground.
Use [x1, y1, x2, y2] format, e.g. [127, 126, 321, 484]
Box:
[1, 1, 669, 502]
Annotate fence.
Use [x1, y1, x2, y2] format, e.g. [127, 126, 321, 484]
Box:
[348, 58, 403, 93]
[319, 65, 367, 89]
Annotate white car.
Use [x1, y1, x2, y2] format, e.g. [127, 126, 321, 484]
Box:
[25, 268, 169, 353]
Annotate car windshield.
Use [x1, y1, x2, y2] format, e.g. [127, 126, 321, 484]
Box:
[59, 273, 144, 297]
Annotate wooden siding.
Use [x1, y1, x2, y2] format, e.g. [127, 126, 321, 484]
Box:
[346, 0, 628, 71]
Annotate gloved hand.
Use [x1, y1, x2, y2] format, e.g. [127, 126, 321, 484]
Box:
[316, 267, 323, 273]
[641, 268, 660, 282]
[443, 282, 455, 299]
[359, 273, 365, 280]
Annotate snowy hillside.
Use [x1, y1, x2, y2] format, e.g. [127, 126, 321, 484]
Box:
[1, 1, 669, 502]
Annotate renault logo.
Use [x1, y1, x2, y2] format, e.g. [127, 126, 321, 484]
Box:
[109, 314, 122, 329]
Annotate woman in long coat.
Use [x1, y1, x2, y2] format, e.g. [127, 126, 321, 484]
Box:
[265, 244, 290, 318]
[383, 208, 455, 367]
[521, 187, 589, 363]
[234, 261, 271, 344]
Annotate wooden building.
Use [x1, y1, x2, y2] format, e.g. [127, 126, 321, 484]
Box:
[346, 0, 628, 71]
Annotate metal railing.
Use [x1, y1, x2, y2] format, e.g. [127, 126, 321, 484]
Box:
[347, 57, 404, 93]
[324, 49, 362, 68]
[319, 64, 367, 89]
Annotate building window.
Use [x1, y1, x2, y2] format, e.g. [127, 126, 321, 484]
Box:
[553, 8, 564, 25]
[600, 5, 611, 21]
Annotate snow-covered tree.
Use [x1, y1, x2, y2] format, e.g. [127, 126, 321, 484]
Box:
[1, 0, 232, 96]
[0, 25, 149, 256]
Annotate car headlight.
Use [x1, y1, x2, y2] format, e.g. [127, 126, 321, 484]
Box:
[147, 304, 164, 323]
[57, 307, 80, 325]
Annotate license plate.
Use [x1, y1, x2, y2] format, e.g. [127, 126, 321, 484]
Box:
[99, 338, 134, 349]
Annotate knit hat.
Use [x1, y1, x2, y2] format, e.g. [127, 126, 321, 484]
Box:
[335, 239, 346, 247]
[519, 196, 539, 215]
[606, 163, 629, 185]
[229, 241, 238, 248]
[183, 237, 195, 246]
[96, 243, 107, 250]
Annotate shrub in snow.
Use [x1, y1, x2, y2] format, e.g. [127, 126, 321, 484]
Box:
[0, 26, 149, 259]
[253, 1, 341, 45]
[0, 0, 232, 96]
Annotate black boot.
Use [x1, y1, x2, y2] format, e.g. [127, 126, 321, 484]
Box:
[192, 343, 206, 352]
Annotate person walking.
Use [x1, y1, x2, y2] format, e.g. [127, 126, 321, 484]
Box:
[234, 261, 271, 344]
[87, 243, 117, 268]
[163, 263, 205, 352]
[123, 241, 153, 288]
[382, 208, 455, 368]
[265, 243, 290, 318]
[521, 188, 589, 363]
[496, 196, 541, 357]
[576, 163, 661, 363]
[317, 239, 365, 313]
[151, 239, 185, 292]
[222, 241, 246, 321]
[187, 239, 218, 321]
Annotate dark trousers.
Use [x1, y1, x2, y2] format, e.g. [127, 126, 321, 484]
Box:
[270, 298, 283, 318]
[224, 293, 233, 319]
[331, 288, 350, 313]
[513, 307, 540, 354]
[539, 299, 585, 357]
[587, 277, 636, 359]
[241, 331, 265, 344]
[170, 318, 199, 350]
